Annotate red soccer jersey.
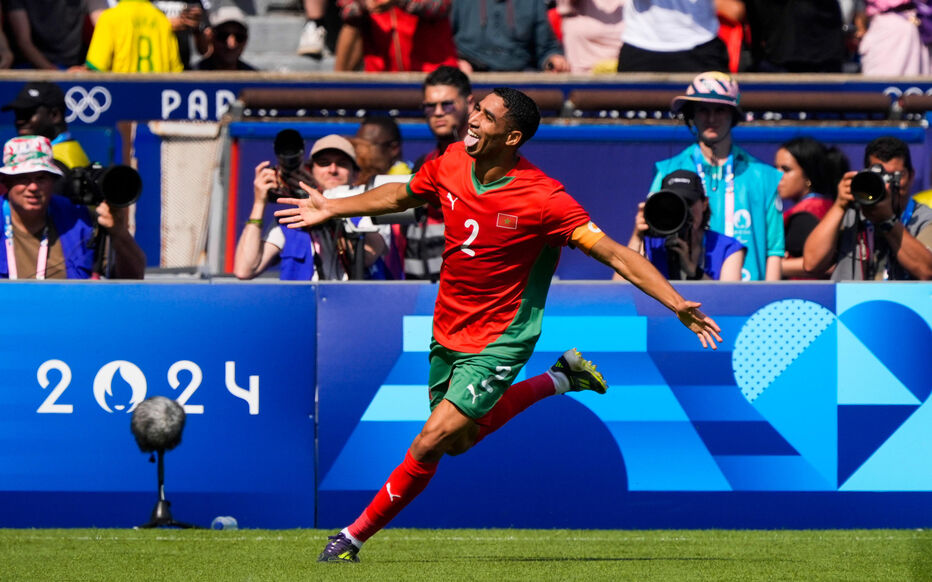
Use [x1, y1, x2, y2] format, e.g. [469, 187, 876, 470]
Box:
[407, 143, 591, 353]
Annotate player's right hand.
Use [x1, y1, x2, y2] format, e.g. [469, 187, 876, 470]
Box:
[273, 182, 333, 229]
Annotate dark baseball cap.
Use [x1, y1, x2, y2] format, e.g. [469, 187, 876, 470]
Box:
[2, 82, 66, 112]
[657, 169, 705, 204]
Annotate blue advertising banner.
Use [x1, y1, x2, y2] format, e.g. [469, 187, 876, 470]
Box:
[1, 281, 930, 529]
[0, 282, 317, 528]
[317, 282, 932, 529]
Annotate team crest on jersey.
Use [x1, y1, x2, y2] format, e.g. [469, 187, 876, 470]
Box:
[496, 213, 518, 229]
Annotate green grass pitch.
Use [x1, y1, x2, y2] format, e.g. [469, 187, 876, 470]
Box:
[1, 528, 930, 581]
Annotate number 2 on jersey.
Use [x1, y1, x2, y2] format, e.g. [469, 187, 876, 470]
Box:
[461, 219, 479, 257]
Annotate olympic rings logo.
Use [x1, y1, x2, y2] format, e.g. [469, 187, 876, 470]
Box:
[64, 86, 112, 124]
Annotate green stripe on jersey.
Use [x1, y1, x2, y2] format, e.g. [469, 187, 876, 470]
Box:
[471, 162, 515, 194]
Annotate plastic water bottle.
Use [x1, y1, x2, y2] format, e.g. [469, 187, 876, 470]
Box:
[211, 516, 238, 530]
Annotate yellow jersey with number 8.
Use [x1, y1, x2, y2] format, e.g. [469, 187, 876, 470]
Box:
[86, 0, 183, 73]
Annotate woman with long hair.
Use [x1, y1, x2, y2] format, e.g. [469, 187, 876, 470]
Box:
[775, 136, 848, 278]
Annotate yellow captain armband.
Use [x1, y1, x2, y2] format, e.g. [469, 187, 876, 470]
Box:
[571, 221, 606, 255]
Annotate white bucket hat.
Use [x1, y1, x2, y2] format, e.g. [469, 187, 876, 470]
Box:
[0, 135, 63, 177]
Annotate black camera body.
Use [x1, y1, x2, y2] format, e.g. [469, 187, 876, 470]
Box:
[643, 189, 691, 238]
[850, 164, 901, 207]
[267, 129, 310, 202]
[62, 163, 142, 208]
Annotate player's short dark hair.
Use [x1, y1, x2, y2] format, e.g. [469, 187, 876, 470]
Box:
[423, 66, 471, 97]
[361, 116, 401, 144]
[864, 136, 913, 174]
[492, 87, 540, 147]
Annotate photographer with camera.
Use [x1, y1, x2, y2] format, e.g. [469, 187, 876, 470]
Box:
[623, 169, 746, 281]
[233, 133, 387, 281]
[804, 137, 932, 281]
[0, 136, 145, 280]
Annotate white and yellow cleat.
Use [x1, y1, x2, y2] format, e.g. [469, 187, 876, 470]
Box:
[550, 348, 608, 394]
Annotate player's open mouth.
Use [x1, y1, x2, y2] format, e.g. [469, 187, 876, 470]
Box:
[464, 130, 479, 148]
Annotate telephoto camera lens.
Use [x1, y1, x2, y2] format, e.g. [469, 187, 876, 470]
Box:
[643, 190, 689, 237]
[268, 129, 309, 202]
[273, 129, 304, 172]
[850, 165, 887, 207]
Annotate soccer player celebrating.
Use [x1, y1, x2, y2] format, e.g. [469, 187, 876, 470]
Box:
[275, 88, 723, 563]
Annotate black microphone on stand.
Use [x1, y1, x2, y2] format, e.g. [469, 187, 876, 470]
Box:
[131, 396, 198, 529]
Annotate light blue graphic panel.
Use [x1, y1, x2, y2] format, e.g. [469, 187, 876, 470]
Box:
[607, 421, 731, 491]
[569, 384, 689, 422]
[752, 324, 838, 487]
[841, 399, 932, 491]
[837, 324, 920, 406]
[733, 300, 835, 402]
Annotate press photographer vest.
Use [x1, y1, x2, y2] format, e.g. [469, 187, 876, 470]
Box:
[279, 226, 314, 281]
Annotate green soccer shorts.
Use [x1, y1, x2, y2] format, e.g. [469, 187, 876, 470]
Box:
[427, 340, 531, 419]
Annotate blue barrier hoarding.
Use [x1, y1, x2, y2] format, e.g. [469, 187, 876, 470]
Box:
[317, 282, 932, 529]
[1, 281, 930, 529]
[0, 282, 317, 528]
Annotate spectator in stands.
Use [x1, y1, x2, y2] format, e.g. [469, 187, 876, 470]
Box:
[2, 81, 90, 169]
[617, 0, 728, 72]
[352, 117, 412, 186]
[774, 136, 847, 279]
[804, 136, 932, 280]
[233, 134, 388, 281]
[154, 1, 209, 69]
[194, 5, 256, 71]
[298, 0, 328, 57]
[624, 169, 746, 280]
[415, 66, 472, 169]
[402, 65, 472, 281]
[741, 0, 845, 72]
[450, 0, 570, 73]
[334, 0, 458, 72]
[855, 0, 931, 76]
[5, 0, 106, 69]
[0, 135, 145, 279]
[82, 0, 183, 72]
[653, 71, 783, 280]
[555, 0, 624, 74]
[351, 116, 412, 279]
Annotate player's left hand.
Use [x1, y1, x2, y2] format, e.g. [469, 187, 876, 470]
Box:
[273, 182, 333, 229]
[675, 300, 723, 350]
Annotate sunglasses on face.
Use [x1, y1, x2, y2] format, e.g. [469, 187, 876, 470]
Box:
[421, 100, 457, 116]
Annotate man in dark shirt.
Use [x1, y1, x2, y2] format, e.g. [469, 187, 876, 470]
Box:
[195, 6, 256, 71]
[741, 0, 845, 72]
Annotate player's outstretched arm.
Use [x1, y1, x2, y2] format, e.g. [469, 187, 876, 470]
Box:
[274, 181, 419, 229]
[588, 233, 723, 349]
